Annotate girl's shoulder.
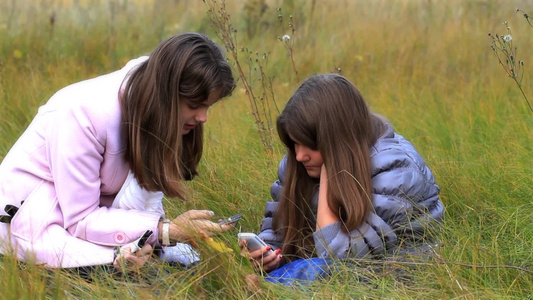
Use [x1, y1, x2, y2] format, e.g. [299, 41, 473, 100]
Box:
[370, 126, 428, 175]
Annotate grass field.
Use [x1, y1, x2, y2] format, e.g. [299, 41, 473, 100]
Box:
[1, 0, 532, 298]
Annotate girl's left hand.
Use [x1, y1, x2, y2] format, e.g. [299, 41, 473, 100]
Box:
[239, 240, 282, 272]
[316, 163, 340, 229]
[113, 243, 153, 270]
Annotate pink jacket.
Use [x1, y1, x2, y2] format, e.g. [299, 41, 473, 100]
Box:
[0, 57, 163, 268]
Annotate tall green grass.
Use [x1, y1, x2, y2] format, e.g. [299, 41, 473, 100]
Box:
[1, 0, 532, 298]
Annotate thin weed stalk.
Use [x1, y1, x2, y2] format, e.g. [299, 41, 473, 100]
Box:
[516, 9, 533, 28]
[204, 0, 279, 154]
[277, 8, 300, 83]
[254, 51, 280, 139]
[489, 15, 533, 113]
[0, 60, 5, 102]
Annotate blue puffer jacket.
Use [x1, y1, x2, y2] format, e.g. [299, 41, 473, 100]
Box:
[258, 122, 444, 260]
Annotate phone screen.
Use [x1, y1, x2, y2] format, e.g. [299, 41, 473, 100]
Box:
[137, 230, 153, 248]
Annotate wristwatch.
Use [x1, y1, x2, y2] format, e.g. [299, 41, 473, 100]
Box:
[161, 218, 171, 247]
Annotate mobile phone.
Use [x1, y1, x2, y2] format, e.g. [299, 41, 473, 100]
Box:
[218, 214, 243, 225]
[137, 230, 153, 248]
[238, 232, 273, 254]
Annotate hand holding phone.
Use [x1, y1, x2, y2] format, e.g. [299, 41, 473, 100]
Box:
[238, 232, 273, 255]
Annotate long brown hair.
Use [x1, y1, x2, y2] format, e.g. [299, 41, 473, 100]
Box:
[120, 32, 235, 199]
[274, 73, 387, 259]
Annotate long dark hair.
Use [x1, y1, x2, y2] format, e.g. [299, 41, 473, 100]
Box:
[274, 73, 387, 260]
[120, 32, 235, 199]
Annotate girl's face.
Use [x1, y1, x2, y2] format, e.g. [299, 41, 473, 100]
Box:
[294, 142, 323, 178]
[179, 90, 221, 135]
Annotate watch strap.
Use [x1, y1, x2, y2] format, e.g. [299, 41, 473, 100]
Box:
[162, 218, 171, 247]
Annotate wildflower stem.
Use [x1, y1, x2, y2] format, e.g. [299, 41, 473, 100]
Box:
[517, 9, 533, 28]
[488, 22, 533, 113]
[277, 9, 300, 82]
[204, 0, 278, 154]
[514, 83, 533, 113]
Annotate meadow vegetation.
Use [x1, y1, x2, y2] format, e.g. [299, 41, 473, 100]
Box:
[0, 0, 532, 298]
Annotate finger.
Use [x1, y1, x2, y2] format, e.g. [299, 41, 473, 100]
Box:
[185, 209, 215, 220]
[114, 246, 133, 267]
[191, 220, 227, 235]
[262, 251, 282, 270]
[137, 243, 153, 256]
[263, 255, 281, 272]
[126, 254, 149, 267]
[198, 230, 209, 239]
[125, 246, 151, 266]
[320, 164, 327, 177]
[113, 256, 121, 266]
[250, 252, 277, 273]
[203, 221, 232, 233]
[248, 246, 271, 261]
[218, 223, 234, 232]
[262, 250, 280, 264]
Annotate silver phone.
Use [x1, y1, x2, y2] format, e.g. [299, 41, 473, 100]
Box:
[238, 232, 273, 254]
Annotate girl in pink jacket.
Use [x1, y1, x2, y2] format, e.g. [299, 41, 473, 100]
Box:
[0, 32, 236, 268]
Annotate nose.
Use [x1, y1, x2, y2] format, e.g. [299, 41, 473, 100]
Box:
[294, 144, 310, 162]
[196, 108, 208, 123]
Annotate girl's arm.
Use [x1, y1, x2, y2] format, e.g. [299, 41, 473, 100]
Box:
[313, 140, 444, 259]
[49, 99, 161, 246]
[314, 163, 394, 259]
[314, 212, 397, 259]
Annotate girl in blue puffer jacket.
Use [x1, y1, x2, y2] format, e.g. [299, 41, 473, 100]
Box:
[242, 73, 444, 274]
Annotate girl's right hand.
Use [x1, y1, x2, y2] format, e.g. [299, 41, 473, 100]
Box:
[169, 210, 233, 243]
[239, 240, 282, 272]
